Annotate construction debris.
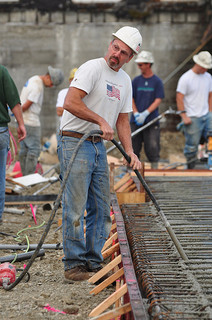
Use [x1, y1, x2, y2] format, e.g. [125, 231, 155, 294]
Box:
[3, 208, 25, 215]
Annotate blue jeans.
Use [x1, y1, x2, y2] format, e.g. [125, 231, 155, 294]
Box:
[19, 125, 41, 175]
[57, 135, 111, 271]
[0, 127, 10, 220]
[184, 113, 212, 161]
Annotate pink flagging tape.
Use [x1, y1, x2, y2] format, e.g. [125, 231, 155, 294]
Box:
[29, 204, 37, 225]
[43, 304, 66, 314]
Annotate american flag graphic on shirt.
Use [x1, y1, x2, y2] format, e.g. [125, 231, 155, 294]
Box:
[107, 84, 120, 100]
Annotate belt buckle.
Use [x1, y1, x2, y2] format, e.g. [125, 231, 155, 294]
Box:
[91, 135, 100, 143]
[91, 135, 97, 143]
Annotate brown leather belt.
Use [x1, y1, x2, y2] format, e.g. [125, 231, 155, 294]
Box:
[60, 130, 102, 143]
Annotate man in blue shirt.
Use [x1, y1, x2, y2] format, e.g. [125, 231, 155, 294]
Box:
[130, 50, 164, 169]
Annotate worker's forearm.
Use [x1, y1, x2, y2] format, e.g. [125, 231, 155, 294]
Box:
[64, 87, 105, 127]
[132, 99, 138, 113]
[63, 87, 114, 140]
[65, 100, 105, 127]
[176, 92, 187, 117]
[116, 115, 133, 154]
[22, 100, 33, 112]
[176, 92, 192, 124]
[11, 104, 24, 126]
[147, 98, 162, 113]
[176, 93, 185, 111]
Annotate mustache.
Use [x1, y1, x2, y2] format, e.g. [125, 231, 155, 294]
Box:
[110, 56, 119, 64]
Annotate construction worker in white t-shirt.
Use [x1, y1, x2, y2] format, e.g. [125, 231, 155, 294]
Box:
[19, 66, 64, 175]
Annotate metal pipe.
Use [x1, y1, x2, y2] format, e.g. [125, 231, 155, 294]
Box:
[0, 244, 63, 250]
[0, 249, 45, 263]
[4, 208, 25, 215]
[33, 177, 59, 196]
[42, 163, 60, 177]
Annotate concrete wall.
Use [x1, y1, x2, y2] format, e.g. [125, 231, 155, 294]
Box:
[0, 10, 210, 136]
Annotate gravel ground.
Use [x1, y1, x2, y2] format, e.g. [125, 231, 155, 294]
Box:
[1, 178, 114, 320]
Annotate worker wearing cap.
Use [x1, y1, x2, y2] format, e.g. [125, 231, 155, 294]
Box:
[56, 68, 77, 140]
[58, 26, 142, 282]
[130, 50, 165, 169]
[19, 66, 64, 176]
[176, 51, 212, 169]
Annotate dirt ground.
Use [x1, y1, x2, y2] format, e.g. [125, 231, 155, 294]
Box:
[1, 174, 116, 320]
[0, 130, 186, 320]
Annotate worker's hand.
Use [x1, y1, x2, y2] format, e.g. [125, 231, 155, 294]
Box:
[99, 121, 114, 141]
[123, 152, 142, 171]
[181, 114, 192, 125]
[17, 124, 27, 142]
[134, 110, 150, 125]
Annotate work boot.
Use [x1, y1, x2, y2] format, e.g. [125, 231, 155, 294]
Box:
[64, 266, 90, 282]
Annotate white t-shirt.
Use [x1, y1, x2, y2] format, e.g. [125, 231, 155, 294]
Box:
[56, 88, 68, 131]
[60, 58, 132, 133]
[176, 69, 212, 117]
[20, 75, 44, 127]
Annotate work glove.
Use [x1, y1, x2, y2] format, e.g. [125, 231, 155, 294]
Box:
[176, 121, 184, 132]
[134, 110, 150, 125]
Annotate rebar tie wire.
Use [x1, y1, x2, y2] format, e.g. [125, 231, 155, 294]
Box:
[3, 130, 188, 291]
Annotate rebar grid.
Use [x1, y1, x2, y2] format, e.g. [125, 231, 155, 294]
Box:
[121, 177, 212, 319]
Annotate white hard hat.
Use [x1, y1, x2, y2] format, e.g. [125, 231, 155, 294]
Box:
[48, 66, 64, 86]
[193, 51, 212, 69]
[112, 26, 142, 55]
[135, 50, 154, 64]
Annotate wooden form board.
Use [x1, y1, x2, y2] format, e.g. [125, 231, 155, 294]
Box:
[143, 169, 212, 177]
[111, 169, 146, 205]
[116, 192, 145, 206]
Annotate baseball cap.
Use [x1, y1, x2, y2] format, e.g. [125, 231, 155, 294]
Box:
[48, 66, 64, 86]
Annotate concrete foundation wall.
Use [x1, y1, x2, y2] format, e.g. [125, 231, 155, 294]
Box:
[0, 10, 210, 136]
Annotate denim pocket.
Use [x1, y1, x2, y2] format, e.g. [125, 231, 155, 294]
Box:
[0, 128, 9, 150]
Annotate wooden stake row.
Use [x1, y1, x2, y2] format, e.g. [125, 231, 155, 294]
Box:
[88, 215, 132, 320]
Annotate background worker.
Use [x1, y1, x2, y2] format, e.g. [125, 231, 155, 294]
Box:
[58, 26, 142, 282]
[56, 67, 77, 139]
[19, 66, 64, 176]
[0, 64, 26, 224]
[176, 51, 212, 169]
[130, 50, 164, 169]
